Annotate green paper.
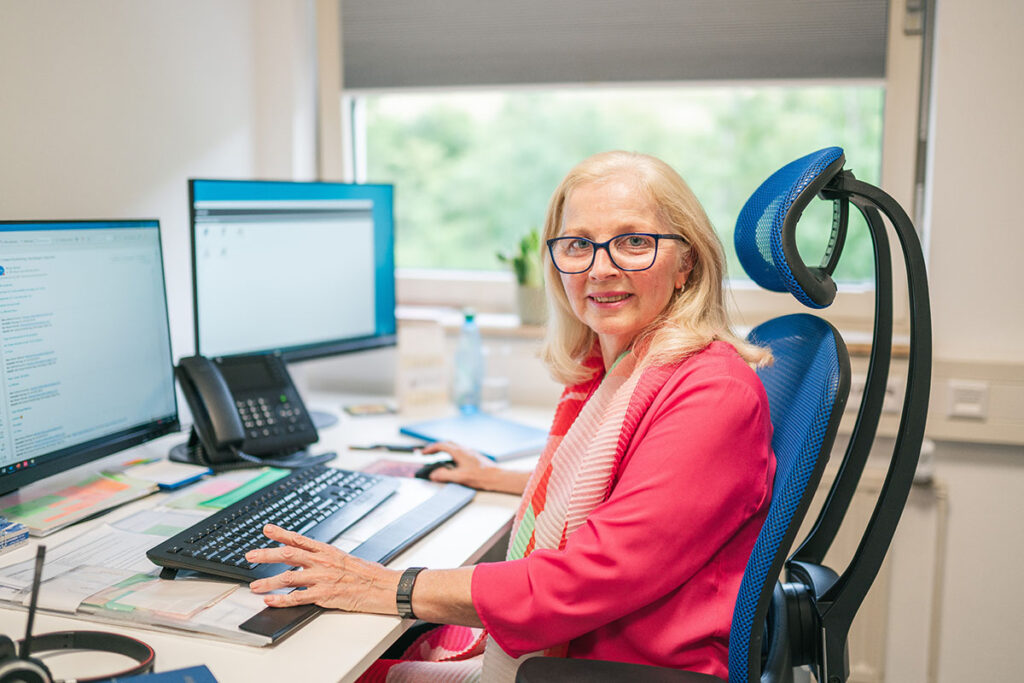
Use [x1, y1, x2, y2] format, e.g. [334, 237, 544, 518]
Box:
[199, 468, 289, 509]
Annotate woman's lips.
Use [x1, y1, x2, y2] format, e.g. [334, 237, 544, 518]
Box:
[588, 292, 632, 305]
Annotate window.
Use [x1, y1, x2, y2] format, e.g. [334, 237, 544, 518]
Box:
[347, 84, 885, 317]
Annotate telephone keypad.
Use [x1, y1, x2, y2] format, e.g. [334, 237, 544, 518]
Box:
[204, 353, 318, 457]
[235, 391, 313, 445]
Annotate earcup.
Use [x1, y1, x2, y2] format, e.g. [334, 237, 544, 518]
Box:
[0, 656, 52, 683]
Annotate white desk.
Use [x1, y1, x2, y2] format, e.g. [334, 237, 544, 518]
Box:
[0, 399, 548, 682]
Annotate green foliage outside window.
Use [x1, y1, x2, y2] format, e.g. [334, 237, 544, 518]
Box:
[362, 85, 883, 282]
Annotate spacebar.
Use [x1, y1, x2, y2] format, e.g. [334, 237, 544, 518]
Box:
[350, 484, 476, 564]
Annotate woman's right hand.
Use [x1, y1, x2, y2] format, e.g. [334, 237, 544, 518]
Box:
[420, 441, 529, 495]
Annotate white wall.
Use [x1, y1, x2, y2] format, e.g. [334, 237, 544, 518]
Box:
[932, 442, 1022, 681]
[0, 0, 318, 361]
[926, 0, 1024, 366]
[916, 1, 1024, 680]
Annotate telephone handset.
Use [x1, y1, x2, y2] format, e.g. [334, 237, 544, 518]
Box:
[175, 354, 320, 467]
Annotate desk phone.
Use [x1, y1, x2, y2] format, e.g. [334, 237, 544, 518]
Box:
[176, 354, 318, 465]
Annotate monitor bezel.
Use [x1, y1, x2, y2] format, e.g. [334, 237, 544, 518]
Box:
[0, 219, 180, 498]
[188, 178, 398, 363]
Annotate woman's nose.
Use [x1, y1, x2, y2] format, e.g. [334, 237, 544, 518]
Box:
[589, 246, 620, 279]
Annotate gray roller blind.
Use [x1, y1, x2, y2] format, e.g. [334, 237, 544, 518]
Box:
[341, 0, 889, 89]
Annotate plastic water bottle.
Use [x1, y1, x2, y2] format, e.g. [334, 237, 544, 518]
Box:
[453, 310, 484, 414]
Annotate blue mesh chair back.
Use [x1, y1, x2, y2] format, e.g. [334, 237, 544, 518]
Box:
[727, 315, 849, 682]
[727, 148, 853, 682]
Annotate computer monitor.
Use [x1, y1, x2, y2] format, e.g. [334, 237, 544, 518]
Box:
[0, 220, 179, 497]
[189, 179, 397, 362]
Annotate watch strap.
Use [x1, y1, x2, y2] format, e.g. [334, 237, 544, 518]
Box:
[396, 566, 426, 620]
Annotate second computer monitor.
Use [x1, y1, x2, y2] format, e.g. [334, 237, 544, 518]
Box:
[190, 179, 396, 361]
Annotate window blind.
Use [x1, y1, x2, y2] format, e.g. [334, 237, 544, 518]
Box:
[341, 0, 888, 89]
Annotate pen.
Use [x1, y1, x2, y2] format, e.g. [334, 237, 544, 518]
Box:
[350, 443, 422, 453]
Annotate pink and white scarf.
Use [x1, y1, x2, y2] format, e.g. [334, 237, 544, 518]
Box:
[361, 349, 670, 682]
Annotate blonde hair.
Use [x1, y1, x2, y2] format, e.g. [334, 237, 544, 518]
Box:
[540, 151, 771, 385]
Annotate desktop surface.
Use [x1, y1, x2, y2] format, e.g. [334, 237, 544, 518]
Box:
[0, 397, 538, 683]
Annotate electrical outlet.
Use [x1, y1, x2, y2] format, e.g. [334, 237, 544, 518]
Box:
[883, 375, 905, 414]
[946, 379, 989, 420]
[844, 374, 903, 414]
[844, 374, 904, 414]
[846, 374, 867, 412]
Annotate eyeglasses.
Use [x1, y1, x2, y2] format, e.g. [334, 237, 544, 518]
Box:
[546, 232, 687, 274]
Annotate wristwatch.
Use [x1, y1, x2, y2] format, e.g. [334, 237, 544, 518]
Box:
[396, 566, 427, 619]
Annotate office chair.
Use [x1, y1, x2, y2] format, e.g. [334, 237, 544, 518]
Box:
[517, 147, 931, 683]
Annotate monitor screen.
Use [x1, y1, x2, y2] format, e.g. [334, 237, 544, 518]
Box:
[0, 220, 179, 497]
[190, 179, 397, 361]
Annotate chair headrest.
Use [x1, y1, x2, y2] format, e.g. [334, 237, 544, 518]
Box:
[735, 147, 847, 308]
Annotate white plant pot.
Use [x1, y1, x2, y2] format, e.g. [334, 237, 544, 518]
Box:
[516, 284, 546, 326]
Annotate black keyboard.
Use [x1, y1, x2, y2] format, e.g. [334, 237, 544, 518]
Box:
[147, 464, 398, 582]
[236, 481, 478, 640]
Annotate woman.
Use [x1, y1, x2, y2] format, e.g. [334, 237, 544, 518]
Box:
[247, 151, 775, 681]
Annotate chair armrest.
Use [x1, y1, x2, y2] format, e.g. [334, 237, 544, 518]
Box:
[515, 657, 726, 683]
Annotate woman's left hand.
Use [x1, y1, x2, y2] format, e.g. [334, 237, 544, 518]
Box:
[246, 524, 401, 613]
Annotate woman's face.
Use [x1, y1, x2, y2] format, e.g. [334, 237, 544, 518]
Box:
[558, 176, 689, 363]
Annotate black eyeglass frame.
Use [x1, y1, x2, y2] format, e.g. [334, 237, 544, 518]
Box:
[546, 232, 687, 274]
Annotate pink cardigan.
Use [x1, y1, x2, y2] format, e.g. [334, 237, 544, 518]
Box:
[471, 342, 775, 678]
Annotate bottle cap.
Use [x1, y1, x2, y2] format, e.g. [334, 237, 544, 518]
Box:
[463, 308, 476, 322]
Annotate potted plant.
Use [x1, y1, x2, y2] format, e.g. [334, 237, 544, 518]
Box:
[497, 227, 546, 325]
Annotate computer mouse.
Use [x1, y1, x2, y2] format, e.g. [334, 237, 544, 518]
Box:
[414, 459, 456, 479]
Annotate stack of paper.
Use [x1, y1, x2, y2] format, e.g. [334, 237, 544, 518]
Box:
[0, 473, 158, 537]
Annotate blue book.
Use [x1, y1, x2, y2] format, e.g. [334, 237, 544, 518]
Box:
[101, 664, 218, 682]
[0, 518, 28, 554]
[400, 413, 548, 462]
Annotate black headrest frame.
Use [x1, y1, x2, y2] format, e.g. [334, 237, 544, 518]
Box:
[775, 167, 932, 683]
[779, 155, 849, 307]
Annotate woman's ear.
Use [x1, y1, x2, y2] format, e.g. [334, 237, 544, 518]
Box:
[675, 254, 693, 290]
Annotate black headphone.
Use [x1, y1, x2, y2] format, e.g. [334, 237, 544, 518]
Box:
[0, 633, 48, 683]
[0, 631, 155, 683]
[0, 547, 155, 683]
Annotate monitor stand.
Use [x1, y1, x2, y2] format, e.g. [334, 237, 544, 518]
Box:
[309, 409, 339, 430]
[281, 363, 338, 430]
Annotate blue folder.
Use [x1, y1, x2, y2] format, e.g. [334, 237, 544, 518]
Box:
[400, 413, 548, 461]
